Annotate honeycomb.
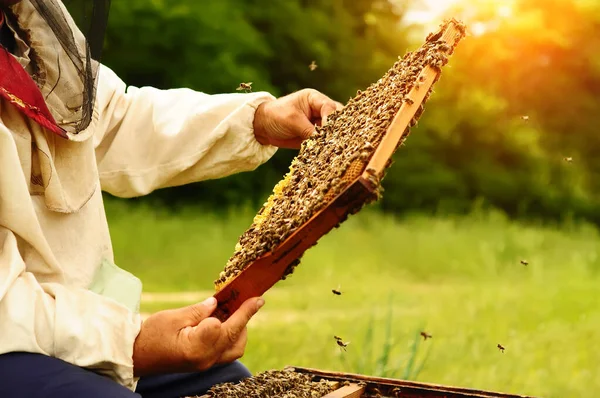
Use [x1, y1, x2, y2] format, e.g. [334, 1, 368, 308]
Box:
[203, 369, 337, 398]
[215, 19, 466, 290]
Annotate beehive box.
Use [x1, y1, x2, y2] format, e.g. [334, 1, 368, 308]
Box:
[199, 367, 537, 398]
[212, 19, 467, 321]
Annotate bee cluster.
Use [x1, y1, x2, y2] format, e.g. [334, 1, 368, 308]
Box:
[202, 369, 337, 398]
[215, 20, 466, 290]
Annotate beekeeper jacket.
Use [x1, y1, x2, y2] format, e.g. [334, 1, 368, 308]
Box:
[0, 0, 277, 391]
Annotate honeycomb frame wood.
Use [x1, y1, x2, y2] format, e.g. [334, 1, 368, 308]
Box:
[211, 19, 467, 322]
[198, 366, 535, 398]
[287, 366, 537, 397]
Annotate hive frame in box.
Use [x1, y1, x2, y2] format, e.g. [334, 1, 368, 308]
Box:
[199, 367, 537, 398]
[212, 20, 465, 322]
[199, 379, 365, 398]
[288, 366, 537, 398]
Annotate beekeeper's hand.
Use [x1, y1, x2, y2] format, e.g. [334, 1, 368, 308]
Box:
[253, 89, 344, 149]
[132, 296, 264, 377]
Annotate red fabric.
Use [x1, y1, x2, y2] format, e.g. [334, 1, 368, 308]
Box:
[0, 11, 67, 138]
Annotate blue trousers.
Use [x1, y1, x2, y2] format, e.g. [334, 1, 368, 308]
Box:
[0, 352, 252, 398]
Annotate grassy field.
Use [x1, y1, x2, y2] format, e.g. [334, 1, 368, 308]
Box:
[106, 199, 600, 398]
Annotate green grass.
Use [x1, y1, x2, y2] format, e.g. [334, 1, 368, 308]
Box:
[106, 199, 600, 398]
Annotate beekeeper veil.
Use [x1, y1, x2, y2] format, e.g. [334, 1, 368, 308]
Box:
[1, 0, 111, 213]
[2, 0, 111, 137]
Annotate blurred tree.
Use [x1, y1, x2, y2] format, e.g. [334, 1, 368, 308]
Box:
[98, 0, 600, 224]
[103, 0, 275, 93]
[101, 0, 413, 210]
[378, 0, 600, 223]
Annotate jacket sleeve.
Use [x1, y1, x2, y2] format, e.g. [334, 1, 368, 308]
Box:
[93, 65, 278, 198]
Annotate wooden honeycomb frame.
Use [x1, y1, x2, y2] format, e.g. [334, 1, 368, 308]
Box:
[200, 366, 536, 397]
[287, 367, 537, 397]
[212, 20, 466, 322]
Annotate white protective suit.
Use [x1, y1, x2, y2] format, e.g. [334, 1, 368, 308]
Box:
[0, 0, 277, 391]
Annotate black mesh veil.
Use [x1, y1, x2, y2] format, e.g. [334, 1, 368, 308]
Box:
[27, 0, 111, 134]
[58, 0, 110, 61]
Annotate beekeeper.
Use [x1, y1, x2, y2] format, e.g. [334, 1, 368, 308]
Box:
[0, 1, 341, 397]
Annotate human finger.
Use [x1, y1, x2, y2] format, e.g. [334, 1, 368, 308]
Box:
[306, 90, 343, 126]
[221, 297, 263, 348]
[302, 90, 337, 121]
[266, 137, 304, 149]
[171, 296, 218, 328]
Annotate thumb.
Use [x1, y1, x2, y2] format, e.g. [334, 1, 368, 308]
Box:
[175, 297, 218, 327]
[294, 114, 317, 141]
[222, 297, 264, 345]
[319, 102, 338, 126]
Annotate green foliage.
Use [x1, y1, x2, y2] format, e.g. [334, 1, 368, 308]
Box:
[100, 0, 600, 224]
[407, 0, 600, 222]
[104, 0, 274, 93]
[100, 0, 412, 210]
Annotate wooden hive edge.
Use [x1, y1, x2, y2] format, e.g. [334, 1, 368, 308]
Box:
[363, 19, 465, 179]
[287, 366, 537, 398]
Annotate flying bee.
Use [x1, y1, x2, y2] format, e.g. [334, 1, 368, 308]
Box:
[334, 335, 343, 341]
[420, 331, 432, 341]
[335, 338, 350, 352]
[236, 82, 253, 93]
[497, 343, 505, 353]
[332, 284, 342, 296]
[564, 156, 573, 163]
[309, 60, 318, 71]
[521, 115, 530, 121]
[520, 259, 529, 266]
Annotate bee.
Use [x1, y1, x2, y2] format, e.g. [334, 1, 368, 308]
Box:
[497, 343, 505, 353]
[403, 97, 414, 105]
[332, 284, 342, 295]
[438, 43, 451, 53]
[521, 115, 530, 121]
[520, 259, 529, 266]
[359, 151, 371, 161]
[426, 30, 443, 43]
[309, 60, 318, 71]
[236, 82, 253, 93]
[334, 336, 350, 351]
[564, 156, 573, 163]
[420, 331, 432, 341]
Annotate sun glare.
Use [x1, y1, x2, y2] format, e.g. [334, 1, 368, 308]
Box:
[403, 0, 515, 36]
